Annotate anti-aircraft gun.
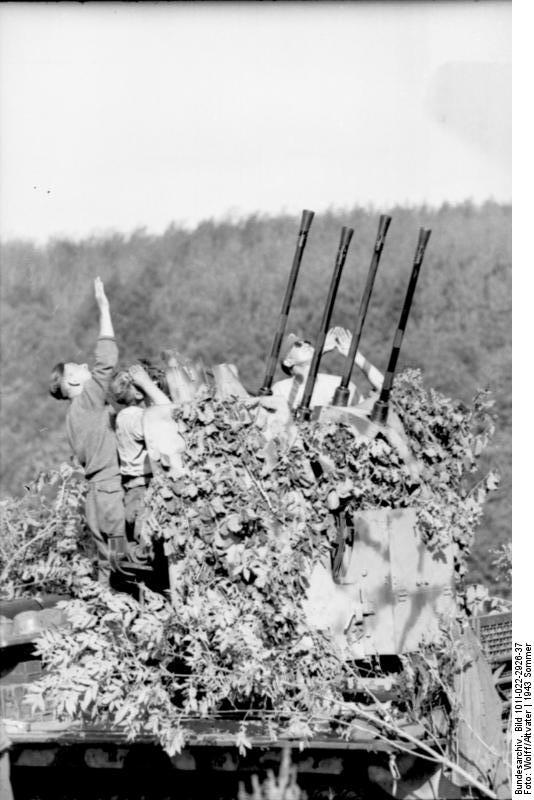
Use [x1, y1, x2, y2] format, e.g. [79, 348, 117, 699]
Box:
[0, 212, 510, 800]
[253, 216, 453, 661]
[293, 224, 453, 662]
[255, 212, 510, 797]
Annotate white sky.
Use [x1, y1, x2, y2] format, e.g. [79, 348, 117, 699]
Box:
[0, 2, 511, 242]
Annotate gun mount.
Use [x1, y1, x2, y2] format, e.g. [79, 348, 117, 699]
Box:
[1, 213, 510, 800]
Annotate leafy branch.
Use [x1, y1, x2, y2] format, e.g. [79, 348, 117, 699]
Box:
[2, 370, 505, 797]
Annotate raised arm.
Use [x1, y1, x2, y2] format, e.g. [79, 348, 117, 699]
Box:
[329, 326, 384, 391]
[80, 278, 118, 405]
[129, 364, 170, 406]
[94, 276, 114, 339]
[353, 351, 384, 391]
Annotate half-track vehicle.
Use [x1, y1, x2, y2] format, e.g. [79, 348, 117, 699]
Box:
[1, 211, 511, 799]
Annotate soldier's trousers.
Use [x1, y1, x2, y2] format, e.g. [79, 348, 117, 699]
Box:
[85, 481, 125, 585]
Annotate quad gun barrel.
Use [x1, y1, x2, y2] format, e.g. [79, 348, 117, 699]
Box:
[259, 209, 314, 396]
[370, 227, 431, 424]
[332, 214, 392, 407]
[296, 225, 354, 420]
[262, 215, 431, 425]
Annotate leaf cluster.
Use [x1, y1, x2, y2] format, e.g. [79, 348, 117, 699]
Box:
[0, 464, 94, 599]
[0, 202, 511, 593]
[391, 370, 499, 577]
[13, 370, 499, 765]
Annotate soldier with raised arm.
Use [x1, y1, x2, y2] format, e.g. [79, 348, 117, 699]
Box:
[48, 277, 128, 585]
[272, 327, 383, 410]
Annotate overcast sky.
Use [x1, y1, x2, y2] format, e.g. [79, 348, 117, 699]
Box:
[0, 2, 510, 243]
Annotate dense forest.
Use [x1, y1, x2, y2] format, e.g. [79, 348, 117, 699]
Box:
[0, 202, 511, 590]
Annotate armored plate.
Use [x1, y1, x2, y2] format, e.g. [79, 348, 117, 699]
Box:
[304, 508, 456, 658]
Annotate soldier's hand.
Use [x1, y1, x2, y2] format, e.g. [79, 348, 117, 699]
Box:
[323, 328, 338, 353]
[329, 326, 352, 357]
[94, 276, 109, 309]
[325, 326, 351, 354]
[128, 363, 152, 389]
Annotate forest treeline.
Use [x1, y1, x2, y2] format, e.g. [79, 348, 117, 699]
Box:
[0, 202, 511, 590]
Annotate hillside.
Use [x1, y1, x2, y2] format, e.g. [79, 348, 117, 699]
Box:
[0, 202, 511, 591]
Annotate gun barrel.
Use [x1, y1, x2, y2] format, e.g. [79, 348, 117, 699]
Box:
[371, 227, 431, 424]
[296, 226, 354, 419]
[259, 209, 315, 395]
[332, 214, 392, 407]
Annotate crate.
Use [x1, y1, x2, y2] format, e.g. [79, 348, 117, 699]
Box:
[0, 659, 58, 723]
[0, 683, 59, 723]
[471, 611, 512, 664]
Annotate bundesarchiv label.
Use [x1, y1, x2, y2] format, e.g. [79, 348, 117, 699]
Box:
[514, 641, 532, 795]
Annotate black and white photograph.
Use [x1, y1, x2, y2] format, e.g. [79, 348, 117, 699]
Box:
[0, 3, 515, 799]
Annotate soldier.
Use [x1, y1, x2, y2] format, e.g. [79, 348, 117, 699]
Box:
[272, 327, 383, 409]
[48, 278, 128, 584]
[111, 363, 172, 544]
